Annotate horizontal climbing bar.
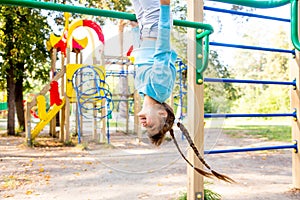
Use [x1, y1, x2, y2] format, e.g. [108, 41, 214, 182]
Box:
[204, 112, 297, 118]
[0, 0, 213, 31]
[204, 142, 298, 154]
[106, 71, 135, 75]
[209, 42, 295, 54]
[204, 77, 296, 87]
[204, 6, 290, 22]
[207, 0, 290, 8]
[112, 99, 133, 102]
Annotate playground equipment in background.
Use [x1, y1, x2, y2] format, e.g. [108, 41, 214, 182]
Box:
[104, 57, 136, 135]
[31, 81, 65, 139]
[66, 64, 113, 143]
[46, 12, 104, 56]
[0, 92, 7, 117]
[66, 64, 106, 102]
[24, 11, 109, 144]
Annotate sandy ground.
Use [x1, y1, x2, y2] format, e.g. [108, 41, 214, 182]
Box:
[1, 127, 300, 200]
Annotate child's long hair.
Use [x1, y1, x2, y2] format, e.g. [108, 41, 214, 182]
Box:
[152, 103, 235, 183]
[147, 102, 175, 146]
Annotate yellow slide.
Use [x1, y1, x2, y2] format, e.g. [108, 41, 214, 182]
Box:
[31, 96, 66, 139]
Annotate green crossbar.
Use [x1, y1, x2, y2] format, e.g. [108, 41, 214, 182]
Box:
[0, 0, 213, 31]
[0, 0, 214, 85]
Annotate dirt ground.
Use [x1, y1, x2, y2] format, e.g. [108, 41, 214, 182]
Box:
[1, 127, 300, 200]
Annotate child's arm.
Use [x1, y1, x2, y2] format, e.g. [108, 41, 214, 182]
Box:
[154, 4, 171, 56]
[150, 2, 177, 103]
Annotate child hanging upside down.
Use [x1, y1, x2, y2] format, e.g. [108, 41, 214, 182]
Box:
[131, 0, 176, 146]
[130, 0, 235, 183]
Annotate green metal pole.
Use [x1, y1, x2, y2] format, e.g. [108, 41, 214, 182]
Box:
[0, 0, 214, 84]
[208, 0, 290, 8]
[0, 0, 214, 31]
[195, 30, 211, 84]
[291, 0, 300, 51]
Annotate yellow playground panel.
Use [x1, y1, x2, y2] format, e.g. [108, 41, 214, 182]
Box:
[32, 96, 66, 139]
[66, 64, 106, 103]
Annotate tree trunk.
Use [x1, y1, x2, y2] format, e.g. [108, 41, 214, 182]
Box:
[7, 62, 16, 136]
[15, 63, 25, 132]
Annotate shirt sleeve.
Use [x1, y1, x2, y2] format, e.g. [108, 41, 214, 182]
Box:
[147, 5, 177, 103]
[154, 5, 171, 59]
[134, 5, 177, 103]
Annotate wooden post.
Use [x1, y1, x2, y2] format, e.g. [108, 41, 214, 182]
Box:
[79, 53, 83, 136]
[134, 90, 141, 141]
[119, 20, 130, 133]
[24, 102, 32, 146]
[291, 53, 300, 189]
[291, 3, 300, 187]
[64, 96, 70, 142]
[50, 48, 57, 137]
[100, 98, 107, 143]
[59, 48, 68, 141]
[125, 65, 129, 133]
[93, 102, 98, 141]
[187, 0, 205, 199]
[92, 57, 98, 141]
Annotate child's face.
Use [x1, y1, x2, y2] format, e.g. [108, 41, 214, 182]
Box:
[138, 103, 168, 135]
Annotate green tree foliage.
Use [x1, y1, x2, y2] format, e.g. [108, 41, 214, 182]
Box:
[0, 7, 50, 134]
[53, 0, 132, 26]
[231, 25, 291, 115]
[205, 51, 241, 113]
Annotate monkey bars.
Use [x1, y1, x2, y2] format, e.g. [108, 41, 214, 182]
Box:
[1, 0, 299, 81]
[0, 0, 213, 85]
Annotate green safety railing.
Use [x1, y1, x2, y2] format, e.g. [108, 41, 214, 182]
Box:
[0, 0, 214, 85]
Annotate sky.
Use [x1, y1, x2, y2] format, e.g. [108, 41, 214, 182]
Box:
[202, 2, 291, 66]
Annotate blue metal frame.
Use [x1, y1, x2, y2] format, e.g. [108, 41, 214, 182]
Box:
[204, 6, 290, 22]
[204, 77, 296, 87]
[204, 112, 297, 119]
[204, 141, 298, 154]
[209, 42, 295, 55]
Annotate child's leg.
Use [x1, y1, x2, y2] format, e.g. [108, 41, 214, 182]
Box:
[133, 0, 160, 39]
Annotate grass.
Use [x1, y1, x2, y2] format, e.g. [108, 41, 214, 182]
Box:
[223, 125, 292, 142]
[177, 185, 221, 200]
[108, 121, 125, 127]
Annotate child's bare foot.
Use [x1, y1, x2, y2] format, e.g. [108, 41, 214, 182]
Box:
[160, 0, 170, 5]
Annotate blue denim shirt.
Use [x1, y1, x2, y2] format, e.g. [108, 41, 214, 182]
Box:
[132, 5, 177, 103]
